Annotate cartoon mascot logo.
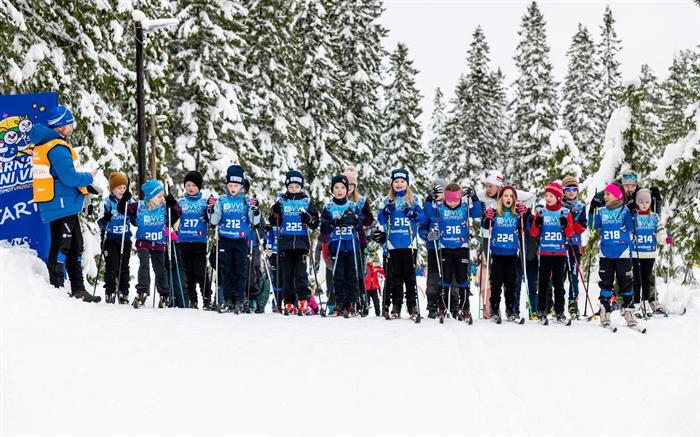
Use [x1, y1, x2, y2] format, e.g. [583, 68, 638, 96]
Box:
[0, 116, 33, 164]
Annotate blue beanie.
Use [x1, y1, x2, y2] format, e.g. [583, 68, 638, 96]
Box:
[391, 168, 410, 185]
[47, 105, 75, 129]
[285, 170, 304, 188]
[226, 165, 245, 184]
[142, 179, 164, 202]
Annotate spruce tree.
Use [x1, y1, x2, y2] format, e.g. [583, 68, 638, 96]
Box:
[486, 67, 508, 171]
[427, 87, 449, 179]
[659, 49, 699, 147]
[509, 1, 559, 188]
[598, 5, 623, 122]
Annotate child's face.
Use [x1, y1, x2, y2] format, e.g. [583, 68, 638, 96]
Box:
[185, 181, 200, 196]
[113, 185, 126, 200]
[485, 183, 499, 198]
[544, 192, 557, 206]
[603, 191, 615, 204]
[502, 190, 515, 207]
[392, 178, 407, 192]
[152, 192, 165, 206]
[445, 194, 460, 209]
[637, 200, 651, 211]
[288, 183, 302, 194]
[333, 183, 347, 199]
[227, 182, 242, 196]
[564, 187, 578, 200]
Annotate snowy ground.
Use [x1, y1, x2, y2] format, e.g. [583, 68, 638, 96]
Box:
[1, 245, 698, 436]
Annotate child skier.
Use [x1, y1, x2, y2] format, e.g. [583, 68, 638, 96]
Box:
[561, 175, 588, 318]
[376, 168, 425, 320]
[593, 183, 637, 328]
[427, 182, 482, 322]
[97, 171, 133, 304]
[268, 170, 320, 316]
[319, 174, 363, 317]
[632, 188, 667, 317]
[364, 257, 384, 317]
[207, 165, 260, 314]
[119, 179, 181, 308]
[529, 182, 575, 323]
[419, 178, 446, 319]
[177, 171, 212, 309]
[482, 185, 528, 323]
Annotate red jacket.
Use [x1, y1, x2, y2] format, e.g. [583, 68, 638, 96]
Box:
[365, 263, 384, 291]
[530, 203, 575, 256]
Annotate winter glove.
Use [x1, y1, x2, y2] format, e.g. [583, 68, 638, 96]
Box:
[102, 211, 113, 223]
[381, 202, 396, 217]
[461, 186, 475, 198]
[370, 228, 386, 244]
[117, 190, 132, 214]
[590, 195, 604, 210]
[404, 207, 419, 220]
[535, 214, 544, 228]
[271, 202, 282, 216]
[165, 193, 177, 208]
[264, 223, 273, 233]
[87, 184, 99, 195]
[485, 208, 495, 219]
[650, 186, 662, 203]
[516, 202, 527, 216]
[426, 230, 440, 242]
[431, 183, 444, 199]
[207, 195, 216, 214]
[559, 216, 568, 229]
[249, 197, 259, 209]
[341, 211, 359, 227]
[300, 210, 312, 224]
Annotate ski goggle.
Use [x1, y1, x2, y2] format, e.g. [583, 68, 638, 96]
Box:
[563, 187, 578, 193]
[621, 172, 638, 181]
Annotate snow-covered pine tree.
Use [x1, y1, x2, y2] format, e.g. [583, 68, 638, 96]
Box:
[658, 49, 699, 148]
[486, 67, 508, 171]
[597, 5, 623, 123]
[327, 0, 387, 200]
[540, 129, 583, 181]
[427, 87, 449, 179]
[239, 0, 302, 199]
[169, 0, 250, 191]
[291, 0, 343, 201]
[380, 42, 428, 194]
[509, 1, 559, 188]
[561, 23, 602, 177]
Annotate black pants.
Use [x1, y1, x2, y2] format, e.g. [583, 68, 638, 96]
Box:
[136, 249, 169, 296]
[48, 214, 86, 292]
[537, 255, 566, 314]
[440, 248, 470, 311]
[426, 248, 441, 311]
[178, 242, 211, 304]
[218, 237, 248, 303]
[633, 258, 656, 303]
[280, 249, 309, 304]
[386, 249, 417, 311]
[269, 254, 282, 310]
[332, 250, 360, 309]
[245, 245, 262, 301]
[367, 289, 380, 315]
[490, 254, 518, 314]
[599, 257, 634, 308]
[103, 238, 131, 295]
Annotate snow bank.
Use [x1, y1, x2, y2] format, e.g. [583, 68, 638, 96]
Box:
[1, 245, 698, 436]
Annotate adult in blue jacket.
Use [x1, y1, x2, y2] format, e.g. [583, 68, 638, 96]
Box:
[30, 105, 99, 302]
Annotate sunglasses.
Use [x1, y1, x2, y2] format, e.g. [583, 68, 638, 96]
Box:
[622, 172, 638, 181]
[563, 187, 578, 193]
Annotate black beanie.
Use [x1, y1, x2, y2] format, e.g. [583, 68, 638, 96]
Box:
[391, 168, 410, 185]
[331, 174, 349, 192]
[184, 171, 203, 190]
[285, 170, 304, 188]
[226, 165, 245, 184]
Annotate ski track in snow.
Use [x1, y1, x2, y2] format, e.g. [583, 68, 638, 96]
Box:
[1, 246, 698, 436]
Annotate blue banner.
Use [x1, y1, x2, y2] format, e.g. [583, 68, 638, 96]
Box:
[0, 92, 58, 260]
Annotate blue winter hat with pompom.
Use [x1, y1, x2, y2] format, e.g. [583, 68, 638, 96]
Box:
[142, 179, 164, 202]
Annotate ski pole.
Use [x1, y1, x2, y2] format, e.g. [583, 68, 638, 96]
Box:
[167, 204, 176, 308]
[214, 225, 220, 309]
[350, 225, 362, 315]
[113, 205, 130, 300]
[245, 238, 254, 310]
[519, 213, 533, 317]
[254, 226, 276, 309]
[306, 226, 322, 302]
[432, 200, 446, 317]
[407, 221, 421, 322]
[480, 219, 493, 319]
[565, 237, 596, 316]
[92, 231, 109, 296]
[631, 214, 648, 320]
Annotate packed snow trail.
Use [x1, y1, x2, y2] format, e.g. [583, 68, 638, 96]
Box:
[1, 246, 697, 436]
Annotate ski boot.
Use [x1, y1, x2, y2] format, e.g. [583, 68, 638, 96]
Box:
[623, 307, 637, 327]
[133, 292, 148, 308]
[298, 300, 312, 316]
[568, 299, 579, 319]
[610, 295, 619, 312]
[71, 290, 101, 303]
[460, 309, 473, 324]
[158, 294, 170, 308]
[232, 301, 244, 315]
[555, 312, 570, 325]
[217, 299, 233, 313]
[118, 292, 129, 305]
[538, 310, 549, 325]
[427, 308, 438, 319]
[491, 311, 502, 324]
[651, 300, 666, 315]
[528, 311, 539, 321]
[283, 303, 297, 316]
[599, 298, 612, 327]
[202, 298, 213, 311]
[105, 292, 116, 304]
[248, 300, 258, 313]
[345, 302, 356, 318]
[390, 304, 401, 319]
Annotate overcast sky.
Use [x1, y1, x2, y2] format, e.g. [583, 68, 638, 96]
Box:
[380, 0, 700, 133]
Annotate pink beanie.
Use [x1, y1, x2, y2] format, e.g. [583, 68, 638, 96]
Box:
[605, 183, 624, 201]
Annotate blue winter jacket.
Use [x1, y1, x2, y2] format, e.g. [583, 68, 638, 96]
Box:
[29, 124, 93, 223]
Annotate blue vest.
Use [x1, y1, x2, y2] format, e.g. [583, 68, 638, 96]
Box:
[280, 197, 310, 236]
[539, 207, 568, 254]
[596, 206, 632, 259]
[325, 200, 359, 252]
[135, 201, 166, 244]
[104, 197, 132, 239]
[437, 203, 470, 249]
[634, 212, 659, 253]
[218, 193, 249, 239]
[178, 194, 207, 243]
[381, 194, 422, 250]
[491, 211, 519, 255]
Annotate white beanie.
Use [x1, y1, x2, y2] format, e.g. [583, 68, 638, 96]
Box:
[482, 170, 504, 187]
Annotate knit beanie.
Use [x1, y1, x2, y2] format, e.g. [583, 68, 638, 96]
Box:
[47, 105, 75, 129]
[343, 165, 359, 186]
[226, 165, 245, 185]
[285, 170, 305, 188]
[544, 182, 563, 204]
[142, 179, 164, 202]
[636, 188, 652, 203]
[391, 168, 410, 185]
[108, 171, 128, 192]
[498, 185, 518, 200]
[184, 171, 203, 190]
[331, 174, 349, 192]
[561, 175, 579, 188]
[482, 169, 504, 187]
